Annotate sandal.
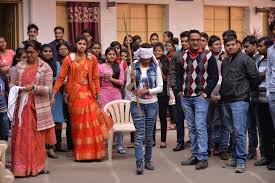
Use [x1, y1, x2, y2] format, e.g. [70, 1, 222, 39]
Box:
[39, 170, 50, 175]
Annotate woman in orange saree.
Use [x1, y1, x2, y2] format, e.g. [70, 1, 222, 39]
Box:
[52, 35, 113, 161]
[10, 40, 56, 177]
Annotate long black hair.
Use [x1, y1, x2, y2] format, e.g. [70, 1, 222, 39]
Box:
[105, 47, 120, 80]
[40, 44, 57, 77]
[12, 48, 26, 66]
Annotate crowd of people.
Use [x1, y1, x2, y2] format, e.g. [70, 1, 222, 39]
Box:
[0, 20, 275, 177]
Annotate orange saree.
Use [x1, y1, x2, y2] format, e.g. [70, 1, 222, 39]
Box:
[53, 55, 113, 161]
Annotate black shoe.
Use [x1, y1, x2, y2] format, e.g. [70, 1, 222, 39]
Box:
[181, 156, 198, 166]
[220, 152, 229, 160]
[195, 160, 208, 170]
[145, 160, 155, 170]
[247, 153, 256, 160]
[267, 161, 275, 170]
[136, 161, 144, 175]
[173, 143, 184, 151]
[254, 158, 272, 166]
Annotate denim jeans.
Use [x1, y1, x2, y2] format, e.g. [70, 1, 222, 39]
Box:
[207, 102, 230, 153]
[113, 132, 124, 150]
[131, 101, 158, 164]
[175, 95, 185, 144]
[223, 101, 249, 165]
[0, 112, 9, 141]
[180, 96, 209, 160]
[268, 93, 275, 129]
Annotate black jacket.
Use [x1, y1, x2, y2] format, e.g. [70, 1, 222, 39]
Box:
[220, 51, 260, 102]
[158, 55, 170, 97]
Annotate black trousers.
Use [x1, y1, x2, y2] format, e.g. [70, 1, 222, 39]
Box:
[256, 102, 275, 160]
[158, 96, 170, 142]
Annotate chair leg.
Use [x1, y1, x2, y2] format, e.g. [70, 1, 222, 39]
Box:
[108, 131, 113, 161]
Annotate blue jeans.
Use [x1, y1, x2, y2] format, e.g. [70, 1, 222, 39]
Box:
[223, 101, 249, 165]
[180, 96, 209, 161]
[130, 102, 158, 164]
[268, 93, 275, 129]
[0, 112, 9, 141]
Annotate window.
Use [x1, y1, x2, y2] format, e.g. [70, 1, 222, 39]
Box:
[117, 4, 165, 43]
[204, 6, 244, 40]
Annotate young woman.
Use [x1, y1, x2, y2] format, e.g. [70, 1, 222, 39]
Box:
[165, 40, 177, 130]
[90, 42, 105, 64]
[153, 42, 170, 148]
[56, 42, 71, 64]
[10, 40, 56, 176]
[150, 33, 159, 46]
[99, 47, 126, 154]
[56, 41, 73, 153]
[126, 43, 163, 175]
[52, 35, 113, 161]
[122, 35, 133, 50]
[41, 44, 65, 156]
[110, 41, 128, 71]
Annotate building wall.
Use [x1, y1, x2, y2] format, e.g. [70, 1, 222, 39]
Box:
[22, 0, 275, 49]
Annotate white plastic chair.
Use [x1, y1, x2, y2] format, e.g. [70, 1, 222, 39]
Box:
[103, 100, 135, 161]
[0, 141, 14, 183]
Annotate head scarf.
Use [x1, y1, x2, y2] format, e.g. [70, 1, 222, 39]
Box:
[134, 47, 158, 64]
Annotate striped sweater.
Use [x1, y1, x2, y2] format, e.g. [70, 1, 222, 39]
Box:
[179, 49, 219, 97]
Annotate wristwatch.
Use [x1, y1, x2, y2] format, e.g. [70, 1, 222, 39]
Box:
[202, 93, 207, 98]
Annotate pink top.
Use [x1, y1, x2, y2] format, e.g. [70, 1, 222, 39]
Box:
[99, 63, 125, 88]
[0, 49, 15, 67]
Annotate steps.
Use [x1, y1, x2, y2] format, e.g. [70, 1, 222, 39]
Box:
[0, 141, 14, 183]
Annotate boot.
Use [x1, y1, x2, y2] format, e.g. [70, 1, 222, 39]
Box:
[145, 160, 155, 170]
[136, 160, 144, 175]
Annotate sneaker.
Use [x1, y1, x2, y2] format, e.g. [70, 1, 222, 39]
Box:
[195, 160, 208, 170]
[222, 159, 237, 168]
[254, 158, 272, 166]
[235, 164, 246, 173]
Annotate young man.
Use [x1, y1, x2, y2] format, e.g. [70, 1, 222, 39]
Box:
[0, 36, 14, 68]
[253, 37, 275, 169]
[221, 36, 260, 173]
[168, 31, 189, 152]
[200, 32, 209, 50]
[172, 29, 218, 170]
[180, 31, 189, 51]
[21, 24, 41, 48]
[82, 29, 94, 49]
[266, 20, 275, 170]
[242, 35, 263, 160]
[49, 26, 73, 61]
[206, 35, 229, 160]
